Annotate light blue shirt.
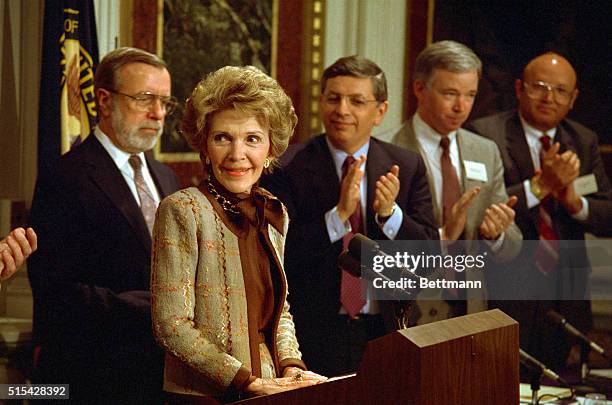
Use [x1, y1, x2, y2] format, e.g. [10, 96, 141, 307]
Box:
[324, 138, 403, 243]
[323, 137, 403, 315]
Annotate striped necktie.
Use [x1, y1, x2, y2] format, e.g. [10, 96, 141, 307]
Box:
[128, 155, 157, 236]
[340, 156, 366, 318]
[534, 133, 559, 274]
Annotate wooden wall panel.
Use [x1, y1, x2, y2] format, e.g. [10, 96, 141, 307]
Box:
[404, 0, 432, 119]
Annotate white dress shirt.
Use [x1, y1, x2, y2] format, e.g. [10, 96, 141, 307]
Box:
[94, 127, 161, 207]
[413, 113, 462, 212]
[412, 113, 504, 249]
[519, 116, 588, 220]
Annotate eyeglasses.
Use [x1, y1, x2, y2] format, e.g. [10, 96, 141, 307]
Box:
[322, 93, 380, 110]
[523, 81, 574, 105]
[109, 90, 179, 115]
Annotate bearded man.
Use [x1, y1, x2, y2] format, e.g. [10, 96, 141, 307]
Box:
[28, 47, 180, 403]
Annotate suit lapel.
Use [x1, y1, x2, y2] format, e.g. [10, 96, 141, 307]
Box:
[456, 129, 492, 240]
[398, 118, 441, 223]
[307, 135, 343, 213]
[392, 119, 421, 152]
[456, 129, 483, 193]
[85, 136, 152, 251]
[366, 138, 400, 230]
[554, 125, 576, 155]
[506, 113, 535, 180]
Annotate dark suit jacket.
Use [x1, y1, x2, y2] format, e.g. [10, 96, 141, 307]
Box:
[466, 110, 612, 331]
[28, 134, 180, 402]
[261, 135, 438, 334]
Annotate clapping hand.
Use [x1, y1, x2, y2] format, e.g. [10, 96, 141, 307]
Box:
[0, 227, 37, 280]
[373, 165, 400, 217]
[479, 196, 518, 240]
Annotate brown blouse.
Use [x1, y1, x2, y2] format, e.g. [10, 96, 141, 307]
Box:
[201, 177, 304, 391]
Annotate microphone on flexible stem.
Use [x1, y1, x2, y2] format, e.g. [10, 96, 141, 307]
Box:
[337, 251, 417, 302]
[347, 234, 424, 284]
[547, 310, 610, 360]
[337, 233, 422, 302]
[519, 349, 570, 386]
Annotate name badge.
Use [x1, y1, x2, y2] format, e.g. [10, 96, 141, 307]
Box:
[463, 160, 488, 182]
[573, 174, 598, 196]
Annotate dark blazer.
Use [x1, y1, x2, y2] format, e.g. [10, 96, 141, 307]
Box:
[466, 110, 612, 240]
[466, 110, 612, 367]
[261, 134, 438, 334]
[28, 134, 180, 402]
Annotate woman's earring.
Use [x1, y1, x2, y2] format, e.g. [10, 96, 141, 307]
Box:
[205, 156, 211, 165]
[263, 158, 270, 168]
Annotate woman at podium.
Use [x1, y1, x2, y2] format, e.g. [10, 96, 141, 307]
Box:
[151, 66, 326, 403]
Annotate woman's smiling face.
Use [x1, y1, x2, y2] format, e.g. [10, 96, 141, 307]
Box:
[206, 109, 270, 194]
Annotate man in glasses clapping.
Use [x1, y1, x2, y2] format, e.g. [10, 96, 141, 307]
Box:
[467, 52, 612, 373]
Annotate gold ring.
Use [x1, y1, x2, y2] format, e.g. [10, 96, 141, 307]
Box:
[293, 372, 303, 381]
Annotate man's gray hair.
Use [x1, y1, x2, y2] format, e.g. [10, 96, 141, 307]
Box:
[414, 40, 482, 88]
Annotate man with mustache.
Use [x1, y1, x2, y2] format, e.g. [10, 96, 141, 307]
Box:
[387, 41, 522, 325]
[466, 52, 612, 372]
[262, 56, 438, 376]
[28, 47, 180, 402]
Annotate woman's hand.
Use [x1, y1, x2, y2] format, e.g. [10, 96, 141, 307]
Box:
[244, 368, 328, 396]
[283, 366, 327, 382]
[243, 376, 315, 396]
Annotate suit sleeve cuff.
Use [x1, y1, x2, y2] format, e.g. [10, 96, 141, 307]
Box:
[483, 231, 505, 252]
[280, 358, 307, 374]
[231, 366, 256, 391]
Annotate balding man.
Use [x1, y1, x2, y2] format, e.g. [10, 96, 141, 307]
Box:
[467, 53, 612, 371]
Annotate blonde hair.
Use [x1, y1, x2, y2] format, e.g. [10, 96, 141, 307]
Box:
[181, 66, 297, 172]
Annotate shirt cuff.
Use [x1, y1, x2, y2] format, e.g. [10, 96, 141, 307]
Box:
[524, 179, 541, 209]
[325, 206, 352, 243]
[483, 231, 505, 252]
[375, 203, 402, 240]
[438, 228, 449, 254]
[570, 197, 589, 221]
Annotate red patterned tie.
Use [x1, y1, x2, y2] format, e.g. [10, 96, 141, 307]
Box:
[534, 134, 559, 274]
[341, 156, 366, 317]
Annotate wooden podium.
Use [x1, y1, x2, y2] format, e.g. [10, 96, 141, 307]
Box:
[231, 309, 519, 404]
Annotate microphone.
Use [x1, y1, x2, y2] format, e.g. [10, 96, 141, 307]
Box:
[348, 234, 424, 282]
[519, 349, 569, 386]
[338, 234, 422, 301]
[547, 310, 610, 360]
